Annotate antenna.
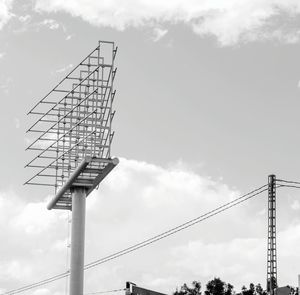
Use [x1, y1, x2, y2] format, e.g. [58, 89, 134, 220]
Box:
[25, 41, 119, 295]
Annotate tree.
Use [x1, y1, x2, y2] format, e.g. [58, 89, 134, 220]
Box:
[174, 281, 202, 295]
[225, 284, 234, 295]
[255, 284, 263, 295]
[241, 285, 247, 295]
[174, 278, 235, 295]
[205, 277, 228, 295]
[241, 283, 255, 295]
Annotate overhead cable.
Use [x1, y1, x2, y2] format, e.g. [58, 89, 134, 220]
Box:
[276, 179, 300, 190]
[276, 179, 300, 186]
[84, 184, 268, 270]
[0, 184, 268, 295]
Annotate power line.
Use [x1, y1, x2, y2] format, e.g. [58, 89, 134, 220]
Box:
[1, 272, 70, 295]
[276, 179, 300, 190]
[1, 184, 268, 294]
[276, 179, 300, 186]
[0, 184, 268, 295]
[277, 184, 300, 189]
[84, 184, 268, 270]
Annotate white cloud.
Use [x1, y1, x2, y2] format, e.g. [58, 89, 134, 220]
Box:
[52, 238, 69, 251]
[11, 200, 59, 234]
[171, 237, 265, 282]
[56, 63, 73, 73]
[14, 16, 61, 34]
[0, 260, 33, 282]
[291, 199, 300, 210]
[41, 18, 60, 30]
[65, 34, 73, 41]
[0, 0, 13, 30]
[32, 290, 63, 295]
[14, 117, 20, 129]
[18, 14, 31, 23]
[0, 52, 5, 59]
[32, 288, 52, 295]
[152, 27, 168, 42]
[34, 0, 300, 46]
[1, 158, 300, 293]
[257, 208, 266, 216]
[171, 220, 300, 287]
[0, 76, 12, 94]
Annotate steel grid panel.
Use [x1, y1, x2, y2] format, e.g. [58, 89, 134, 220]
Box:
[25, 41, 117, 198]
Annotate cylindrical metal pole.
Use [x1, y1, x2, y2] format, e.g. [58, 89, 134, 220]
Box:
[70, 187, 86, 295]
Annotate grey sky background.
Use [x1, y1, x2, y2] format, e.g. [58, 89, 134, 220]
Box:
[0, 0, 300, 294]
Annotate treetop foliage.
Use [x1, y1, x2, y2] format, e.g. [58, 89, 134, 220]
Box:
[173, 278, 299, 295]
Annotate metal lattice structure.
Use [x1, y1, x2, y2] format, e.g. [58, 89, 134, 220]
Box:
[267, 174, 277, 295]
[25, 41, 119, 210]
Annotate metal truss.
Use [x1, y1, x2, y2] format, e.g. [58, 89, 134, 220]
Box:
[267, 174, 277, 294]
[25, 41, 118, 210]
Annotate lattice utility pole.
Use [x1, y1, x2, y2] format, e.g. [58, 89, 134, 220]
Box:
[267, 174, 277, 295]
[25, 41, 118, 295]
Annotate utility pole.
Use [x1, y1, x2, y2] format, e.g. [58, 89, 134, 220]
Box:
[267, 174, 277, 295]
[69, 187, 86, 295]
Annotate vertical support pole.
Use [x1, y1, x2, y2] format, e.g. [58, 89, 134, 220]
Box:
[70, 187, 86, 295]
[267, 174, 277, 295]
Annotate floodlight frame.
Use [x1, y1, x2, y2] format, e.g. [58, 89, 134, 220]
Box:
[25, 40, 119, 210]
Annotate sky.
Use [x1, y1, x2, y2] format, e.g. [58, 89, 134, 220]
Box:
[0, 0, 300, 294]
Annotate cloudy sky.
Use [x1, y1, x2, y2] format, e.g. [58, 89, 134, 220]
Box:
[1, 0, 300, 294]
